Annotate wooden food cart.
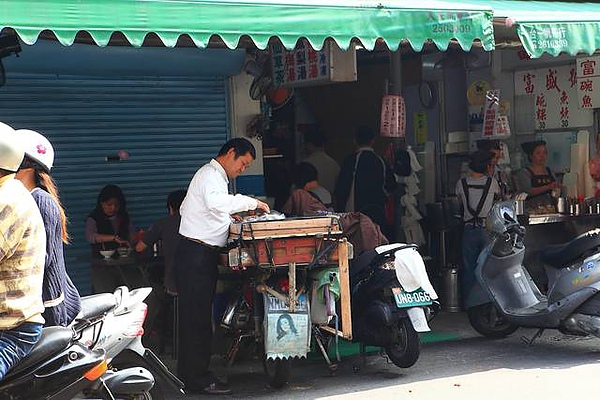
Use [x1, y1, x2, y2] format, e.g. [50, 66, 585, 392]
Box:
[226, 214, 353, 376]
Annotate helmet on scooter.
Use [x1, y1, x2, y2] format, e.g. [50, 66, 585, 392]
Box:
[0, 122, 24, 173]
[485, 200, 519, 237]
[486, 200, 525, 256]
[16, 129, 54, 172]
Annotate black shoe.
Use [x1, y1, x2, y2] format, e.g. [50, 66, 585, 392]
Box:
[202, 381, 232, 395]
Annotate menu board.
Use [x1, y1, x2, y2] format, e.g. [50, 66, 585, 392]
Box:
[576, 55, 600, 109]
[271, 39, 356, 88]
[515, 65, 593, 130]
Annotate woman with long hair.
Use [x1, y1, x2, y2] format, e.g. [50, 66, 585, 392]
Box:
[85, 184, 136, 293]
[15, 129, 81, 327]
[85, 184, 132, 255]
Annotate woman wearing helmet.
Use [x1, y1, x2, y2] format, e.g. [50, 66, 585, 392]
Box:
[15, 129, 82, 327]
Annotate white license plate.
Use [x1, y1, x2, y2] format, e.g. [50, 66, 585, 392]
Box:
[392, 287, 433, 308]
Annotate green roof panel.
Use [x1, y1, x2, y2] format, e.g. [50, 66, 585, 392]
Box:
[0, 0, 494, 51]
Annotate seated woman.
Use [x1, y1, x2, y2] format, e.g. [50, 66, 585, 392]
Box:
[282, 162, 387, 256]
[281, 162, 331, 216]
[85, 184, 138, 293]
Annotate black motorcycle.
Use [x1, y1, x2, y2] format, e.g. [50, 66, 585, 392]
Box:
[0, 326, 109, 399]
[348, 243, 437, 368]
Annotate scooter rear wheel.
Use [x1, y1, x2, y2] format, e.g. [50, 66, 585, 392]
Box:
[384, 318, 420, 368]
[468, 303, 518, 338]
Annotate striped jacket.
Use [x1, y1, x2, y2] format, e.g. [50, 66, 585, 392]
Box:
[0, 174, 45, 329]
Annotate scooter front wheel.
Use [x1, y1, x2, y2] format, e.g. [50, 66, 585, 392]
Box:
[468, 303, 518, 338]
[384, 318, 420, 368]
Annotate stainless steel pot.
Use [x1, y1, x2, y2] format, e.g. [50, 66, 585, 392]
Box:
[557, 197, 566, 214]
[515, 200, 525, 215]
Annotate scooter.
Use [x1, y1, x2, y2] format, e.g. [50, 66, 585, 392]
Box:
[0, 326, 110, 399]
[348, 243, 438, 368]
[467, 200, 600, 343]
[73, 286, 184, 398]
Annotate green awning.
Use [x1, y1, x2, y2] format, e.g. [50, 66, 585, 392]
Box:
[0, 0, 494, 51]
[486, 0, 600, 58]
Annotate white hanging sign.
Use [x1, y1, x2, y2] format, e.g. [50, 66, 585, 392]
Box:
[515, 65, 593, 130]
[576, 55, 600, 109]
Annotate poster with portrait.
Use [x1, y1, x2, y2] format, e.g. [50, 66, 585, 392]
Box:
[263, 293, 310, 360]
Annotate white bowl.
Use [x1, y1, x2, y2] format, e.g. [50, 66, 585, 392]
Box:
[100, 250, 116, 259]
[117, 247, 131, 257]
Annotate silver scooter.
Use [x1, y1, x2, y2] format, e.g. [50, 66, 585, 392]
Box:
[73, 286, 184, 398]
[467, 200, 600, 343]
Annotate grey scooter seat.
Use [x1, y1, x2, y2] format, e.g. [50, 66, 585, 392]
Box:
[79, 293, 118, 319]
[539, 228, 600, 268]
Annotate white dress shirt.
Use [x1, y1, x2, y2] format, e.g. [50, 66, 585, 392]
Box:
[179, 159, 258, 247]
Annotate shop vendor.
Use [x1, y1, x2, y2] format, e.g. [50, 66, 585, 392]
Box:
[514, 140, 560, 214]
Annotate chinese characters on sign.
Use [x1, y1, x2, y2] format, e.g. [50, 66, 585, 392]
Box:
[270, 39, 357, 88]
[576, 56, 600, 109]
[482, 90, 500, 137]
[380, 95, 406, 138]
[414, 111, 428, 145]
[515, 65, 593, 130]
[526, 26, 569, 53]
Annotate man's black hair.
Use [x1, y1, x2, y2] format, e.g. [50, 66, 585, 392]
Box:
[468, 150, 493, 174]
[304, 126, 326, 147]
[218, 137, 256, 159]
[355, 125, 376, 147]
[294, 162, 318, 188]
[167, 189, 187, 212]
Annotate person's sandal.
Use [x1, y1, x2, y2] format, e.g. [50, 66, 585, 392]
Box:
[202, 381, 232, 395]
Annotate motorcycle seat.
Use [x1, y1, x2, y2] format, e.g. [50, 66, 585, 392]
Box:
[539, 228, 600, 268]
[6, 326, 74, 378]
[79, 293, 118, 319]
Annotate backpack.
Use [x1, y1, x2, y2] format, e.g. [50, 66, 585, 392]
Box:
[393, 148, 412, 177]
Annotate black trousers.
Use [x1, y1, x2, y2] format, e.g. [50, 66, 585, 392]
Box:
[174, 238, 219, 389]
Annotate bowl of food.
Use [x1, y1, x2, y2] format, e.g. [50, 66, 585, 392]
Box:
[100, 249, 116, 259]
[117, 247, 132, 257]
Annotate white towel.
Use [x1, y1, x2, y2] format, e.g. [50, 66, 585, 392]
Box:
[390, 244, 438, 299]
[407, 146, 423, 172]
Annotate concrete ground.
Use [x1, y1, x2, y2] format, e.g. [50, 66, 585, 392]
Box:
[150, 311, 481, 397]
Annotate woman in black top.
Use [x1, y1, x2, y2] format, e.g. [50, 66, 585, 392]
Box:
[515, 140, 560, 213]
[85, 184, 136, 293]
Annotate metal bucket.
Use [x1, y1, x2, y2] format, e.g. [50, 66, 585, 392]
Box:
[515, 200, 525, 215]
[441, 267, 461, 312]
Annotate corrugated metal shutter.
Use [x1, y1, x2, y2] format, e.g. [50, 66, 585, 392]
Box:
[0, 73, 228, 294]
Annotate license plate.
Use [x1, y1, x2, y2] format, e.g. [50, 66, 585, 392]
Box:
[392, 287, 432, 308]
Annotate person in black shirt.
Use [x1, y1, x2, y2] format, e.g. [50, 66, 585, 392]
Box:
[335, 125, 397, 229]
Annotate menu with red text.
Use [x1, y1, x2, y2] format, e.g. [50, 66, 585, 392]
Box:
[515, 65, 592, 130]
[576, 55, 600, 110]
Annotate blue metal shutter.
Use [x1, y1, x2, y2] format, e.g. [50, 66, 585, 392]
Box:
[0, 73, 228, 294]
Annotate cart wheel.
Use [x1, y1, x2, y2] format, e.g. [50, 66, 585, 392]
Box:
[262, 357, 291, 388]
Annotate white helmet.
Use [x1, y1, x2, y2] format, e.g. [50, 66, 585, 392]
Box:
[16, 129, 54, 172]
[0, 122, 24, 173]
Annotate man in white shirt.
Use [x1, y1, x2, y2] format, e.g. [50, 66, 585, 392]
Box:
[302, 126, 340, 194]
[175, 138, 270, 395]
